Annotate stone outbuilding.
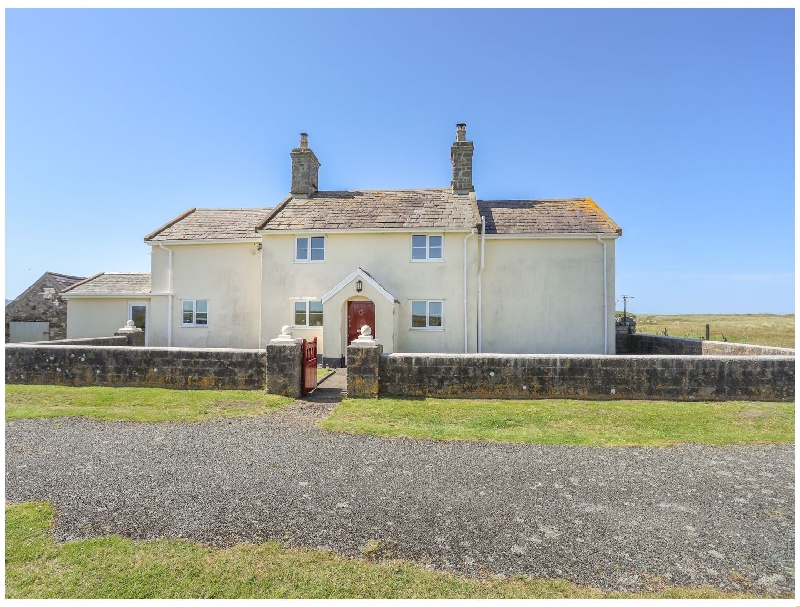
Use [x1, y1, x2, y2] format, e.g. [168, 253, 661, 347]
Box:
[5, 271, 87, 342]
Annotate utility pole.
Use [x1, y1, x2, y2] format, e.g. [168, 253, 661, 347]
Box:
[621, 295, 634, 323]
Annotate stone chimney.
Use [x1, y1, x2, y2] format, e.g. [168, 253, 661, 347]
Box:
[290, 132, 321, 197]
[451, 123, 474, 195]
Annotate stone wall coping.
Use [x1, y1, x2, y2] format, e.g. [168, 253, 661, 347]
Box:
[6, 344, 264, 354]
[383, 352, 795, 361]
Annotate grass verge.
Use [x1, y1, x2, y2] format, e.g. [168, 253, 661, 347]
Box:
[318, 397, 794, 446]
[6, 502, 761, 599]
[5, 385, 293, 423]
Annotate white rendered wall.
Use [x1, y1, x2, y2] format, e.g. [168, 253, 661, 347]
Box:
[480, 237, 616, 354]
[149, 242, 262, 348]
[260, 231, 479, 358]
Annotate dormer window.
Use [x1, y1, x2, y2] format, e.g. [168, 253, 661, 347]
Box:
[411, 235, 443, 261]
[296, 236, 325, 262]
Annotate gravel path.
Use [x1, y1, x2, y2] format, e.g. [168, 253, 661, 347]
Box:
[5, 371, 794, 595]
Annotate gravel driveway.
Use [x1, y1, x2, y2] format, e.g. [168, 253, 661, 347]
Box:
[5, 373, 794, 596]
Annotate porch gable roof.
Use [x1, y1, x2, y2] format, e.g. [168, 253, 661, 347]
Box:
[321, 267, 397, 305]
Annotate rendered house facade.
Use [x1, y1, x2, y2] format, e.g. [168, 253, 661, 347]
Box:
[64, 125, 622, 362]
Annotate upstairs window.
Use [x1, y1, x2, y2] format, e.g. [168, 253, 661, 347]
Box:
[296, 236, 325, 262]
[182, 300, 208, 327]
[411, 300, 443, 329]
[411, 235, 443, 261]
[294, 300, 323, 327]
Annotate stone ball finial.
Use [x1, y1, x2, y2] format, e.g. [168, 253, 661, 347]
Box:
[360, 325, 372, 337]
[281, 325, 292, 336]
[126, 320, 136, 328]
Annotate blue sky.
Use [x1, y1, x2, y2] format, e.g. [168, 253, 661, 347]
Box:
[5, 8, 795, 314]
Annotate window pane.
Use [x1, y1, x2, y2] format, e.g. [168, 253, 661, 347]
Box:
[309, 301, 323, 326]
[411, 235, 427, 260]
[428, 236, 443, 259]
[294, 301, 307, 326]
[411, 300, 427, 327]
[182, 301, 194, 324]
[310, 237, 325, 261]
[196, 300, 208, 314]
[296, 237, 308, 260]
[429, 301, 442, 327]
[195, 312, 208, 325]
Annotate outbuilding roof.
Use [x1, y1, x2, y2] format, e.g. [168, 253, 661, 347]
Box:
[47, 272, 89, 289]
[62, 273, 152, 296]
[145, 208, 273, 242]
[258, 189, 481, 231]
[477, 198, 622, 235]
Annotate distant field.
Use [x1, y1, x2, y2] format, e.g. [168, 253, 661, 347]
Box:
[631, 314, 794, 349]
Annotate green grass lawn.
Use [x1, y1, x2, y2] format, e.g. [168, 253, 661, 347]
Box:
[632, 313, 795, 349]
[6, 502, 762, 599]
[319, 397, 794, 446]
[5, 385, 293, 423]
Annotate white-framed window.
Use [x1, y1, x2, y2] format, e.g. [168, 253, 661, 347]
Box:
[182, 299, 208, 327]
[411, 234, 443, 261]
[294, 300, 323, 327]
[295, 236, 325, 262]
[411, 300, 443, 330]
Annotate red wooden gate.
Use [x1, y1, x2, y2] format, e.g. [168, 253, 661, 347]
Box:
[302, 337, 317, 395]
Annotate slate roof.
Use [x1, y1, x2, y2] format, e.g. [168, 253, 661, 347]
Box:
[48, 272, 88, 289]
[258, 189, 481, 231]
[145, 208, 273, 242]
[62, 273, 152, 295]
[478, 198, 622, 235]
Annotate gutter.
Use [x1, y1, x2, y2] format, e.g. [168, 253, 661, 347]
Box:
[463, 228, 476, 353]
[158, 243, 174, 347]
[597, 234, 608, 355]
[478, 216, 486, 353]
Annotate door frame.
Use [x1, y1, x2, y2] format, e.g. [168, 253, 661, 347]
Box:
[127, 301, 149, 346]
[345, 298, 376, 364]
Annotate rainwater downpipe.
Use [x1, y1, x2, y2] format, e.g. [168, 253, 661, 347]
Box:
[596, 234, 608, 355]
[478, 215, 486, 353]
[158, 243, 173, 347]
[463, 228, 476, 353]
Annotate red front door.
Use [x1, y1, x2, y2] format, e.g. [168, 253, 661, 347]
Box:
[347, 300, 376, 346]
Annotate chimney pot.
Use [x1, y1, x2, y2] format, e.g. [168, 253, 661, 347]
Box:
[300, 133, 308, 148]
[456, 123, 467, 142]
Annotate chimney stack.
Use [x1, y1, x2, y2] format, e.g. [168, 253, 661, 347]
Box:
[451, 123, 474, 194]
[291, 132, 320, 197]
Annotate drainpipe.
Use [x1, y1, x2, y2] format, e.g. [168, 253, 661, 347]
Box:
[463, 228, 476, 353]
[158, 243, 173, 347]
[478, 215, 486, 353]
[596, 234, 608, 355]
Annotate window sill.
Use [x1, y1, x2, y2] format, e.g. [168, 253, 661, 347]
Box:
[180, 324, 208, 328]
[294, 259, 326, 263]
[410, 259, 444, 263]
[409, 327, 445, 331]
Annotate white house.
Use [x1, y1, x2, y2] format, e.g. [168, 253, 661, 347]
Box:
[63, 124, 622, 364]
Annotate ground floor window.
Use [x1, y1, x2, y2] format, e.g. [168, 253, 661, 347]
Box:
[182, 300, 208, 326]
[294, 300, 323, 326]
[411, 300, 443, 329]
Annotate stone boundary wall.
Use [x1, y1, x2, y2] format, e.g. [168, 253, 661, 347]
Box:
[630, 334, 795, 356]
[347, 346, 794, 401]
[5, 344, 266, 390]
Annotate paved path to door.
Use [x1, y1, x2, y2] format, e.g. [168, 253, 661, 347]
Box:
[5, 371, 794, 595]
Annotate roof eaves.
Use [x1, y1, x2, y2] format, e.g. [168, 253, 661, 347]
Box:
[143, 208, 197, 242]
